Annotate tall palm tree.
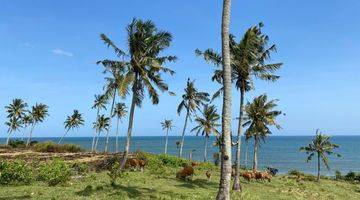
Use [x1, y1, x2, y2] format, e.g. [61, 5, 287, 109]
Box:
[300, 130, 341, 181]
[21, 114, 33, 141]
[243, 94, 282, 171]
[177, 79, 209, 157]
[196, 23, 282, 191]
[93, 114, 111, 151]
[161, 119, 174, 154]
[5, 117, 22, 146]
[26, 103, 49, 146]
[112, 103, 127, 153]
[217, 0, 232, 198]
[99, 19, 177, 168]
[59, 110, 85, 144]
[91, 94, 107, 152]
[4, 99, 27, 145]
[191, 105, 220, 162]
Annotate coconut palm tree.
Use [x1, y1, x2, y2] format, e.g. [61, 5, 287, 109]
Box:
[91, 94, 107, 152]
[5, 117, 22, 146]
[4, 99, 28, 145]
[21, 114, 33, 141]
[216, 0, 232, 198]
[93, 114, 111, 151]
[59, 110, 84, 144]
[112, 103, 127, 153]
[26, 103, 49, 146]
[243, 94, 282, 171]
[196, 23, 282, 191]
[300, 130, 341, 181]
[161, 119, 174, 154]
[99, 19, 176, 168]
[191, 105, 220, 162]
[177, 79, 209, 157]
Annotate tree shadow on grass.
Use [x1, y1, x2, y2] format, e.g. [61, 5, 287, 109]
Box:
[109, 183, 157, 198]
[0, 195, 31, 200]
[76, 185, 104, 197]
[176, 178, 218, 189]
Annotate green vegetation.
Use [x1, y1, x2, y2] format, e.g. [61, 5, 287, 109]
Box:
[1, 151, 358, 200]
[33, 141, 84, 153]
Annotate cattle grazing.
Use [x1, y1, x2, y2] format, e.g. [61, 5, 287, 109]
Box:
[241, 171, 255, 181]
[176, 164, 196, 180]
[125, 158, 147, 171]
[254, 171, 272, 182]
[205, 170, 212, 181]
[266, 167, 278, 176]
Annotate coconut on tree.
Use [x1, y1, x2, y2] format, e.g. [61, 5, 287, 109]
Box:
[196, 23, 282, 191]
[99, 19, 177, 168]
[177, 79, 209, 157]
[112, 103, 127, 153]
[243, 94, 282, 171]
[59, 110, 84, 144]
[93, 114, 111, 152]
[161, 119, 174, 154]
[91, 94, 107, 152]
[26, 103, 49, 146]
[300, 129, 341, 181]
[4, 99, 28, 145]
[191, 104, 220, 162]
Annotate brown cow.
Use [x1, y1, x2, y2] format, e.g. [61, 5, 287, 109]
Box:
[176, 165, 195, 180]
[205, 170, 212, 181]
[254, 171, 272, 182]
[125, 158, 147, 171]
[241, 171, 255, 181]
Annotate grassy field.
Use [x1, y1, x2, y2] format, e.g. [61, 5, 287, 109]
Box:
[1, 159, 359, 200]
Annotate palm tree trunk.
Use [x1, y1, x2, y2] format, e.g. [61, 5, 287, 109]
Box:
[120, 91, 136, 168]
[204, 135, 209, 162]
[217, 0, 232, 199]
[6, 133, 11, 146]
[179, 109, 190, 157]
[233, 90, 244, 191]
[317, 152, 321, 181]
[253, 137, 258, 171]
[245, 140, 248, 168]
[58, 130, 69, 144]
[91, 109, 100, 152]
[94, 131, 101, 152]
[115, 116, 120, 153]
[164, 128, 169, 154]
[104, 88, 116, 153]
[26, 123, 36, 147]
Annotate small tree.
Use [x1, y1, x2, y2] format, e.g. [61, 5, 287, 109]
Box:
[300, 129, 341, 181]
[26, 103, 49, 146]
[161, 119, 174, 154]
[93, 115, 110, 151]
[59, 110, 84, 144]
[4, 99, 27, 145]
[191, 105, 220, 162]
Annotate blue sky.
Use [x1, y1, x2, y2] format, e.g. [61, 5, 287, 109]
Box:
[0, 0, 359, 137]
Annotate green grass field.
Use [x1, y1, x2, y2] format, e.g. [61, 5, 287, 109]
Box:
[1, 164, 359, 200]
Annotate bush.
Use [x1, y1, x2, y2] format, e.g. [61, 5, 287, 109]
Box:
[8, 139, 26, 148]
[107, 162, 128, 186]
[33, 141, 83, 153]
[71, 162, 89, 175]
[157, 154, 189, 168]
[345, 171, 357, 182]
[37, 159, 71, 186]
[0, 160, 33, 185]
[288, 169, 304, 177]
[335, 170, 342, 180]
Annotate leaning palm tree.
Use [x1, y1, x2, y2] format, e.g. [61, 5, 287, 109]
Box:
[26, 103, 49, 146]
[59, 110, 85, 144]
[243, 94, 282, 171]
[91, 94, 107, 152]
[300, 130, 341, 181]
[99, 19, 177, 168]
[177, 79, 209, 157]
[112, 103, 127, 153]
[161, 119, 174, 154]
[4, 99, 27, 145]
[216, 0, 232, 198]
[196, 23, 282, 191]
[93, 114, 111, 152]
[21, 114, 33, 141]
[191, 105, 220, 162]
[5, 117, 22, 146]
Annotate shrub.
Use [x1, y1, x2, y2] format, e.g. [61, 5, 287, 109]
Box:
[0, 160, 33, 185]
[95, 155, 121, 172]
[335, 170, 342, 180]
[33, 141, 83, 153]
[8, 139, 26, 148]
[157, 154, 189, 168]
[37, 159, 71, 186]
[107, 162, 128, 186]
[288, 169, 304, 177]
[345, 171, 357, 182]
[71, 162, 89, 175]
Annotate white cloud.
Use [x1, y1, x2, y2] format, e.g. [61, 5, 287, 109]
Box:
[22, 42, 35, 48]
[52, 49, 74, 57]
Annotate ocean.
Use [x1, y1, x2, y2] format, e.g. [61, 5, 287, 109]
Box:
[2, 136, 359, 175]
